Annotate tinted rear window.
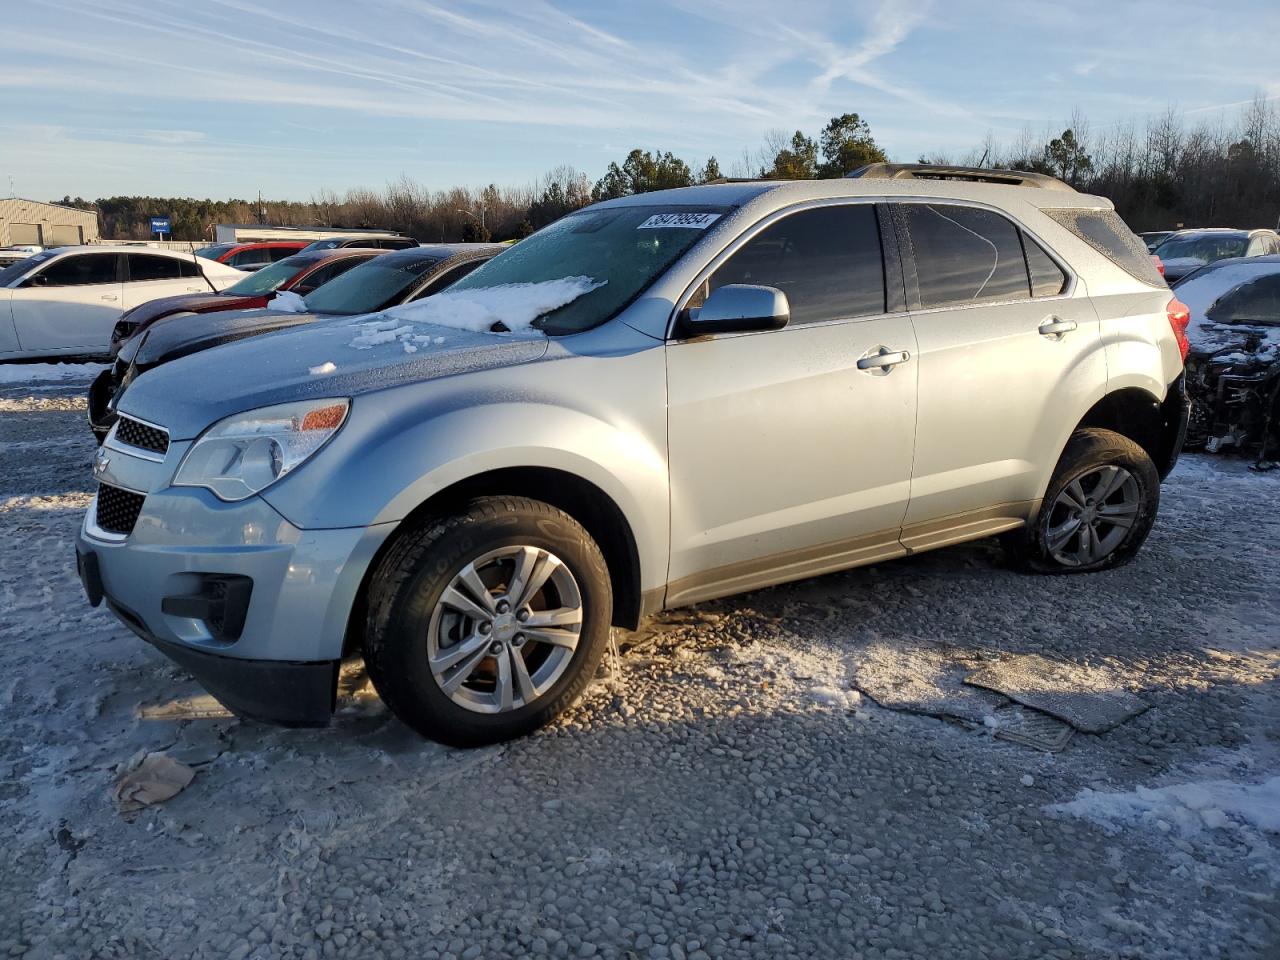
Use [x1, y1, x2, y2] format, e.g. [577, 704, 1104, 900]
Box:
[1045, 208, 1164, 286]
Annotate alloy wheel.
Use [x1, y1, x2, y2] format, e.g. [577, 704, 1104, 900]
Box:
[1046, 464, 1140, 567]
[427, 545, 583, 714]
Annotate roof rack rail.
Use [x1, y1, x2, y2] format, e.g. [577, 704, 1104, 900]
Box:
[846, 163, 1076, 192]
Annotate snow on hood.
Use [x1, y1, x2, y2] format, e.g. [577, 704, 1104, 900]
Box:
[267, 290, 309, 313]
[345, 276, 605, 351]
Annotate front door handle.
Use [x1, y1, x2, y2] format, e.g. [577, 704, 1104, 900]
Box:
[857, 347, 911, 371]
[1038, 317, 1077, 339]
[100, 295, 119, 302]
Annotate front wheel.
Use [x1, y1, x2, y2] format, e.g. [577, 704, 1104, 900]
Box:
[1005, 428, 1160, 573]
[363, 496, 612, 746]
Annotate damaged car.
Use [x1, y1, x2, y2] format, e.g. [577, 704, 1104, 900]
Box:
[77, 167, 1188, 746]
[1174, 255, 1280, 464]
[1153, 228, 1280, 283]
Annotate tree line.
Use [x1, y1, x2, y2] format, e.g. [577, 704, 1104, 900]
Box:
[54, 98, 1280, 242]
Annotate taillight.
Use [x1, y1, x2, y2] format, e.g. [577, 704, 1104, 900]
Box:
[1152, 254, 1165, 277]
[1167, 297, 1190, 361]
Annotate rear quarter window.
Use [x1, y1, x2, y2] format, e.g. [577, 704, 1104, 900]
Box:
[1044, 208, 1164, 286]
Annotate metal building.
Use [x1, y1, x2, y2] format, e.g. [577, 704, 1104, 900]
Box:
[0, 198, 100, 247]
[214, 223, 406, 244]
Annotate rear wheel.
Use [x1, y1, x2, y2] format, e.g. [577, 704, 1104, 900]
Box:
[363, 497, 612, 746]
[1005, 428, 1160, 573]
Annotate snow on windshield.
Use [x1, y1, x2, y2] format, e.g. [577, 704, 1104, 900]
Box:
[347, 276, 605, 351]
[267, 290, 308, 313]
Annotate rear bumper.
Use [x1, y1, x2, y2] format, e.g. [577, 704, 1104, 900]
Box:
[1155, 372, 1189, 479]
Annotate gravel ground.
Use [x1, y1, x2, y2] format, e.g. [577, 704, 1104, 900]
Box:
[1, 365, 1278, 960]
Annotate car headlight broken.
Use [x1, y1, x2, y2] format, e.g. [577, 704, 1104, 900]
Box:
[173, 399, 349, 502]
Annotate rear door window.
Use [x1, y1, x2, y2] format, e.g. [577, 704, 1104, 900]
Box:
[293, 257, 366, 293]
[899, 203, 1030, 309]
[230, 248, 271, 269]
[409, 259, 487, 300]
[695, 204, 887, 325]
[127, 253, 183, 281]
[31, 253, 118, 287]
[1044, 208, 1164, 285]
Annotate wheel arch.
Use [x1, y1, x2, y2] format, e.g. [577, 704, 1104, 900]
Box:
[1074, 385, 1182, 479]
[343, 466, 648, 656]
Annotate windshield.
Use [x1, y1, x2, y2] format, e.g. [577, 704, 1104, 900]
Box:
[1205, 273, 1280, 326]
[302, 253, 441, 314]
[195, 244, 235, 260]
[0, 251, 54, 286]
[447, 205, 727, 334]
[221, 256, 312, 296]
[1154, 233, 1248, 264]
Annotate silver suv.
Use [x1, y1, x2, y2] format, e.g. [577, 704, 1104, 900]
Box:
[77, 164, 1190, 746]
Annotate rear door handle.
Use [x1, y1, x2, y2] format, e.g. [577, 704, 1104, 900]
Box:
[857, 347, 911, 371]
[1038, 317, 1077, 339]
[100, 295, 118, 302]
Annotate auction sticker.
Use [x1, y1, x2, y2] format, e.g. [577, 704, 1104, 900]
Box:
[636, 212, 721, 230]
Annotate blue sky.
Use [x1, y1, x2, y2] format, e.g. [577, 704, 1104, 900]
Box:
[2, 0, 1278, 200]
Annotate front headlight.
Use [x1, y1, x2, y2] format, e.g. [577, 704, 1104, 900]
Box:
[173, 399, 349, 502]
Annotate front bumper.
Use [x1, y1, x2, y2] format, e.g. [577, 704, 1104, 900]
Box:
[78, 483, 396, 725]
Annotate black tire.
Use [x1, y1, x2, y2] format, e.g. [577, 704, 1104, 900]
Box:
[363, 496, 612, 747]
[1004, 428, 1160, 574]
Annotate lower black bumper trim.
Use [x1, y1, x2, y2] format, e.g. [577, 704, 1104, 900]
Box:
[146, 632, 338, 727]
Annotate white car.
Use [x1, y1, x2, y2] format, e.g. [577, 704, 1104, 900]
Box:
[0, 246, 244, 359]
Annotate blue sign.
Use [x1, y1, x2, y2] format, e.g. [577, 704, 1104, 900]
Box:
[149, 217, 171, 235]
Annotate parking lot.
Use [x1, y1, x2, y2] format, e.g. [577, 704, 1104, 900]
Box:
[2, 364, 1278, 960]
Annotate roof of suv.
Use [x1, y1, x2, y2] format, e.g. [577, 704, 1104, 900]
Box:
[592, 177, 1113, 216]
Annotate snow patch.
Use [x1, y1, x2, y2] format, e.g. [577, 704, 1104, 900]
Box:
[308, 361, 336, 376]
[0, 362, 106, 384]
[267, 290, 308, 313]
[350, 324, 413, 349]
[1049, 774, 1280, 876]
[348, 276, 604, 348]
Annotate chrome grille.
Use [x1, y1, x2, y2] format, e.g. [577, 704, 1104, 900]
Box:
[115, 416, 169, 455]
[96, 484, 145, 536]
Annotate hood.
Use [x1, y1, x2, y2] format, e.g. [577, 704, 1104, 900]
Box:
[130, 307, 332, 369]
[123, 291, 234, 329]
[1187, 320, 1280, 361]
[118, 315, 549, 439]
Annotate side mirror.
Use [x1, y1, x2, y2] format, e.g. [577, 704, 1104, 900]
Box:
[683, 284, 789, 336]
[23, 274, 49, 287]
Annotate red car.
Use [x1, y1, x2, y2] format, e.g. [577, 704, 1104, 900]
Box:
[108, 248, 385, 355]
[194, 240, 309, 271]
